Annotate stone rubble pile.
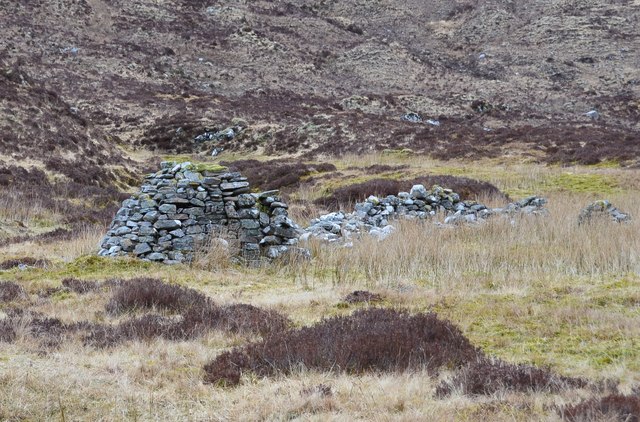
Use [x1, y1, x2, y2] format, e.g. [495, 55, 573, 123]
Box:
[578, 200, 630, 225]
[99, 162, 305, 264]
[303, 184, 548, 243]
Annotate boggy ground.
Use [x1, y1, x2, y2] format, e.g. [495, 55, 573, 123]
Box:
[1, 159, 639, 420]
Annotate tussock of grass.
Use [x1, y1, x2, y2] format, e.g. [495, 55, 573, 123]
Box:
[298, 193, 640, 286]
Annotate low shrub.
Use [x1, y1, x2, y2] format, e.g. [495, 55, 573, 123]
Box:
[62, 278, 102, 294]
[436, 358, 587, 397]
[343, 290, 383, 304]
[560, 394, 640, 421]
[314, 176, 505, 209]
[105, 278, 210, 315]
[0, 281, 25, 302]
[220, 303, 291, 335]
[0, 257, 50, 270]
[0, 320, 16, 343]
[86, 279, 291, 347]
[84, 314, 175, 348]
[221, 159, 337, 191]
[203, 308, 481, 386]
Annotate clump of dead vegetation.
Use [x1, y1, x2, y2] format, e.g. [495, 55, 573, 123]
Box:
[1, 278, 290, 349]
[203, 307, 591, 399]
[0, 257, 50, 270]
[105, 277, 210, 315]
[61, 278, 103, 294]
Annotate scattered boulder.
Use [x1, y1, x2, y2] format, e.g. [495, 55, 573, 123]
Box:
[578, 200, 630, 225]
[400, 112, 422, 123]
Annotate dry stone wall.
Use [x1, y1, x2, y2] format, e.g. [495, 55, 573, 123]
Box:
[99, 162, 304, 264]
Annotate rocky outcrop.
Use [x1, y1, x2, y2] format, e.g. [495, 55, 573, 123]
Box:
[99, 162, 304, 264]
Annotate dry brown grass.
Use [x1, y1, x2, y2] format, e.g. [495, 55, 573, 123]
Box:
[296, 192, 640, 288]
[0, 161, 639, 420]
[190, 232, 234, 271]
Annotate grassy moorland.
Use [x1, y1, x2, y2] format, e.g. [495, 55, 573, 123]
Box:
[1, 157, 639, 421]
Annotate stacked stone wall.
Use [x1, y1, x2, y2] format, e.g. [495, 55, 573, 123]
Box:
[99, 162, 303, 264]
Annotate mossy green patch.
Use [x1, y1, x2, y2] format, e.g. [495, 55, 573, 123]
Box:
[543, 173, 620, 194]
[193, 163, 228, 173]
[432, 275, 640, 378]
[159, 157, 228, 173]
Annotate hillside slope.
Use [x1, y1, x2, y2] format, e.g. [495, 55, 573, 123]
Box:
[1, 0, 638, 165]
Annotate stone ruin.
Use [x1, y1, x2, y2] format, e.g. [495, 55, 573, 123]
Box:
[99, 162, 555, 264]
[99, 162, 635, 265]
[304, 185, 548, 242]
[578, 200, 630, 225]
[99, 161, 305, 264]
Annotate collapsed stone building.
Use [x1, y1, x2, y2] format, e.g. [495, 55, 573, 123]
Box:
[99, 161, 304, 264]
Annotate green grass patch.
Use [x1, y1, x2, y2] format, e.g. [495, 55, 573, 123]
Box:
[543, 173, 620, 194]
[432, 275, 640, 378]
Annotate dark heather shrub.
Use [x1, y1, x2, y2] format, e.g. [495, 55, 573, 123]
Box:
[561, 394, 640, 422]
[105, 278, 210, 315]
[0, 309, 92, 347]
[314, 176, 505, 209]
[203, 308, 481, 386]
[0, 257, 50, 270]
[0, 281, 25, 302]
[343, 290, 383, 304]
[220, 303, 291, 335]
[0, 320, 16, 342]
[85, 305, 290, 348]
[84, 314, 174, 348]
[436, 358, 588, 397]
[85, 279, 291, 347]
[62, 278, 101, 294]
[221, 159, 337, 191]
